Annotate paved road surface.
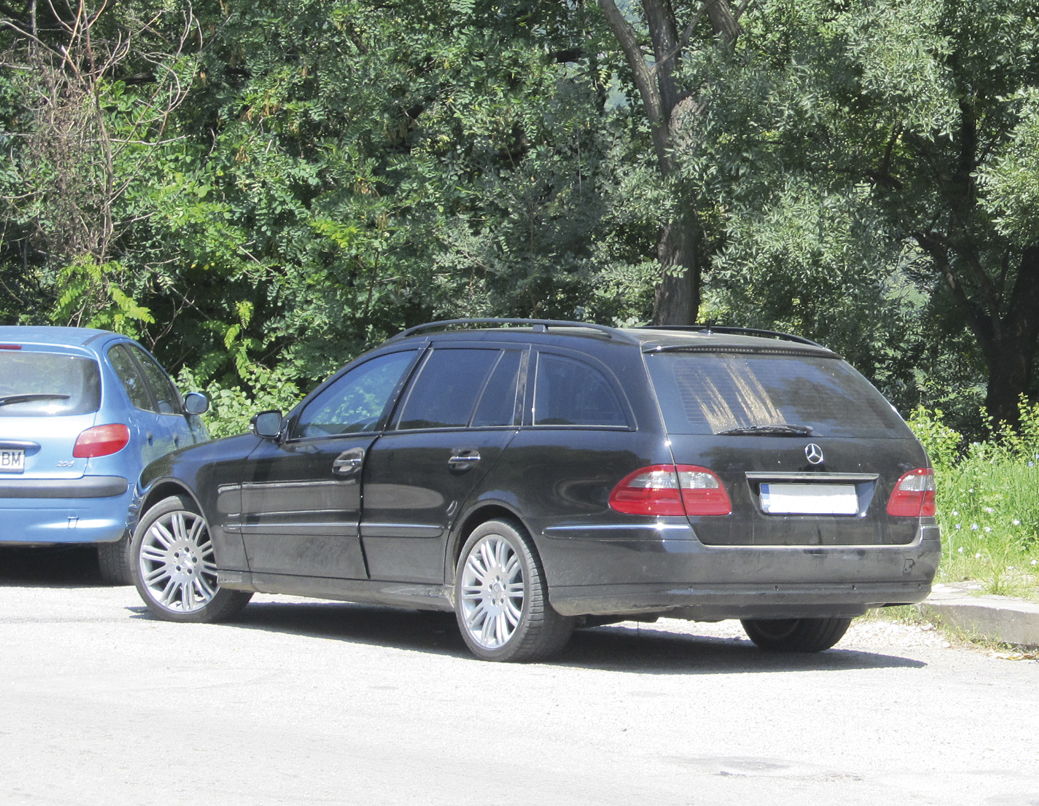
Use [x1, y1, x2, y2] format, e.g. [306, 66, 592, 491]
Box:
[1, 546, 1037, 806]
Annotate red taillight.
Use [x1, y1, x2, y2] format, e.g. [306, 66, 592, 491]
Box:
[73, 424, 131, 458]
[887, 468, 937, 517]
[609, 464, 732, 517]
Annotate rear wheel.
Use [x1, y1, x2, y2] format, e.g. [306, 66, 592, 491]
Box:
[455, 519, 573, 662]
[131, 495, 252, 623]
[741, 617, 852, 653]
[97, 534, 132, 585]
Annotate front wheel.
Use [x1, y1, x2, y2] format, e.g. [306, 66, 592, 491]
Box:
[741, 617, 852, 653]
[131, 495, 252, 623]
[454, 519, 573, 662]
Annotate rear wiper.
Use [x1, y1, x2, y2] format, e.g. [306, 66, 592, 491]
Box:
[0, 393, 71, 407]
[718, 424, 814, 436]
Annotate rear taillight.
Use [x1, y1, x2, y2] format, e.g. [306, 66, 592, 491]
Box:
[609, 464, 732, 517]
[73, 424, 131, 458]
[887, 468, 937, 517]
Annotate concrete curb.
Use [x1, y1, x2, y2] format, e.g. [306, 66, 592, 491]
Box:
[916, 583, 1039, 649]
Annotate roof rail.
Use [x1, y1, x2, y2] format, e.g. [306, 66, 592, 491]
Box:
[392, 318, 642, 344]
[638, 324, 826, 349]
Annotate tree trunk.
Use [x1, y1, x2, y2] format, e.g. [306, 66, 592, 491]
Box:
[598, 0, 739, 326]
[652, 211, 701, 325]
[976, 246, 1039, 426]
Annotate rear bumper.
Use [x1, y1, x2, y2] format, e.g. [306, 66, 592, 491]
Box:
[0, 476, 131, 545]
[541, 520, 941, 620]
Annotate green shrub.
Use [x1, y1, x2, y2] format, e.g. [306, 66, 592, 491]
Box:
[178, 365, 304, 440]
[909, 401, 1039, 598]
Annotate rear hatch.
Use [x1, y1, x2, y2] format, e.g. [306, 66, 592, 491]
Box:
[0, 349, 101, 482]
[644, 345, 930, 547]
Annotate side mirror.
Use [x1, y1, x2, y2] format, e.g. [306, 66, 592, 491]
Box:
[250, 410, 284, 440]
[183, 392, 210, 416]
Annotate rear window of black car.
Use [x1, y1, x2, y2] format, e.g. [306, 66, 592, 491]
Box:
[645, 350, 910, 438]
[0, 351, 101, 416]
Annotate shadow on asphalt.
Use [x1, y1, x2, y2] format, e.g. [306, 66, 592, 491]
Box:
[4, 548, 926, 673]
[0, 545, 106, 587]
[131, 598, 927, 675]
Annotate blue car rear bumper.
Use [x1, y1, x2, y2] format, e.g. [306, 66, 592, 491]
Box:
[0, 476, 131, 545]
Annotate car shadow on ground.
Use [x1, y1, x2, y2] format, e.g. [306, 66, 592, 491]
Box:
[0, 545, 106, 587]
[139, 598, 927, 675]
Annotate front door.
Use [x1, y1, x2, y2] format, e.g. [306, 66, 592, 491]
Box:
[240, 349, 419, 579]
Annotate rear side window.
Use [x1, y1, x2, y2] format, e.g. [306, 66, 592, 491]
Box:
[109, 343, 181, 414]
[398, 348, 519, 430]
[0, 351, 101, 416]
[646, 351, 909, 438]
[534, 354, 627, 427]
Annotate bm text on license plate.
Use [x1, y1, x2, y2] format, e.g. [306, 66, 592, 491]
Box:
[0, 449, 25, 473]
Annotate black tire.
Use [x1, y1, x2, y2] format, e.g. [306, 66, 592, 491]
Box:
[741, 617, 852, 653]
[97, 534, 132, 585]
[454, 519, 573, 662]
[130, 494, 252, 623]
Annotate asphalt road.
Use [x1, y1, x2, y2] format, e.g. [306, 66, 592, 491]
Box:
[1, 546, 1037, 806]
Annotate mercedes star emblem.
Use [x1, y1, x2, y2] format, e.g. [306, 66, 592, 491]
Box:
[805, 443, 825, 465]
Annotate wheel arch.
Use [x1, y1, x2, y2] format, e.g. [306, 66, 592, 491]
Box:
[135, 479, 204, 530]
[446, 501, 531, 583]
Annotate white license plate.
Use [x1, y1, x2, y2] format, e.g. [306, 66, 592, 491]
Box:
[760, 483, 859, 515]
[0, 449, 25, 473]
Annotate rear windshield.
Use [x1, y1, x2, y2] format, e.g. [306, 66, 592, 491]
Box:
[0, 351, 101, 417]
[645, 350, 910, 438]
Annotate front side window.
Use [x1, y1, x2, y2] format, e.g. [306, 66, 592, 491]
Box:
[294, 350, 416, 439]
[0, 351, 100, 416]
[533, 354, 627, 427]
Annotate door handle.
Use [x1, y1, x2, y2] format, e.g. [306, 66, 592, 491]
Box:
[448, 449, 481, 471]
[332, 448, 365, 477]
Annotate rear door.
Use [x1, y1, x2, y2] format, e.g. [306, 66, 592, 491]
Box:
[239, 348, 418, 579]
[360, 345, 524, 583]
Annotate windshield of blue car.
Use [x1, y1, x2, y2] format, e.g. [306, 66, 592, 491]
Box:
[0, 352, 101, 416]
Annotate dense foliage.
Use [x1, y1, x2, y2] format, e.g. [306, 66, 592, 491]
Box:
[2, 0, 1038, 438]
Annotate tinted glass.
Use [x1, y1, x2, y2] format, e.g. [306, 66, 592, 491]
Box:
[0, 351, 101, 416]
[128, 345, 180, 414]
[471, 351, 522, 427]
[295, 350, 415, 438]
[646, 351, 909, 437]
[108, 344, 152, 410]
[398, 349, 501, 430]
[534, 354, 627, 427]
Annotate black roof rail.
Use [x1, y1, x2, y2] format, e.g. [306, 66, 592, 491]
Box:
[638, 324, 827, 349]
[391, 318, 642, 344]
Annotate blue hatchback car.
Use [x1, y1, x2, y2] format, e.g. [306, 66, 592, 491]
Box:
[0, 326, 210, 582]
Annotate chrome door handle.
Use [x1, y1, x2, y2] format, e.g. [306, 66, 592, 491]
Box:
[332, 448, 365, 477]
[448, 450, 481, 471]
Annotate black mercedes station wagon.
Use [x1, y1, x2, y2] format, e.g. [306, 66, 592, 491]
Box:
[128, 320, 940, 661]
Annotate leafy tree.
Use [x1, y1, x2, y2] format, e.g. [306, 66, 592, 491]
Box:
[0, 0, 202, 336]
[597, 0, 744, 325]
[685, 0, 1039, 427]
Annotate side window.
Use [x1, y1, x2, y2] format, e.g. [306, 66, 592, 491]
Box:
[397, 348, 502, 430]
[534, 354, 627, 427]
[471, 351, 522, 427]
[108, 344, 154, 411]
[127, 345, 180, 414]
[294, 351, 415, 439]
